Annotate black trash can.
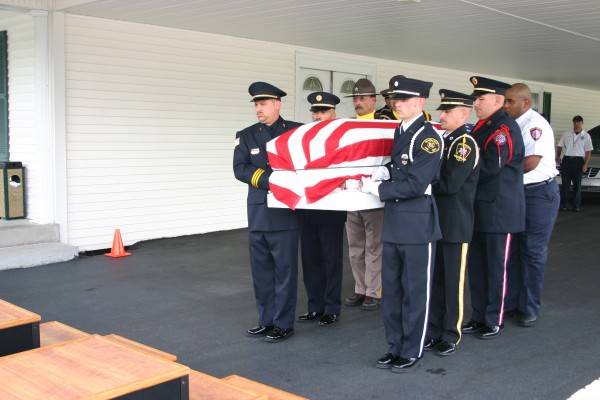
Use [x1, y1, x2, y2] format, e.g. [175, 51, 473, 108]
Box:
[0, 161, 26, 219]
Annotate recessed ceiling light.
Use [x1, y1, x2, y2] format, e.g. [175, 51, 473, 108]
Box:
[397, 0, 421, 3]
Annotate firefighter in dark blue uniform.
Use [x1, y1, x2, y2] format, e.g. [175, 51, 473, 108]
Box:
[233, 82, 303, 343]
[297, 92, 347, 326]
[462, 76, 525, 339]
[425, 90, 480, 356]
[362, 76, 443, 373]
[375, 87, 396, 120]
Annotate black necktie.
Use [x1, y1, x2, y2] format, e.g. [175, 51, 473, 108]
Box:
[268, 126, 275, 137]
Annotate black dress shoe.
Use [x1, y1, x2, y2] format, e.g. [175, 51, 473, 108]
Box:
[461, 320, 485, 334]
[392, 357, 422, 373]
[477, 325, 504, 339]
[317, 314, 338, 326]
[296, 311, 323, 322]
[344, 293, 366, 306]
[376, 353, 400, 369]
[361, 296, 380, 310]
[436, 341, 456, 356]
[519, 314, 537, 327]
[265, 327, 294, 343]
[246, 325, 274, 337]
[423, 338, 442, 351]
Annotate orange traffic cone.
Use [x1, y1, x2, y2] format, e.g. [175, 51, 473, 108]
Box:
[105, 229, 131, 258]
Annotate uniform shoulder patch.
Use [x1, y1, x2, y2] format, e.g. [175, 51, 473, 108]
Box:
[494, 133, 507, 145]
[454, 141, 472, 162]
[530, 127, 542, 141]
[421, 137, 441, 154]
[493, 124, 511, 146]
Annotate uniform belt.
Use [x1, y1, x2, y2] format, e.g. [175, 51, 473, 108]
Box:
[563, 156, 583, 160]
[524, 178, 554, 189]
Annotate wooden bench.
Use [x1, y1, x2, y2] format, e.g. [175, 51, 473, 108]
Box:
[0, 299, 40, 357]
[223, 375, 309, 400]
[0, 335, 190, 399]
[189, 370, 266, 400]
[104, 333, 177, 362]
[40, 321, 90, 347]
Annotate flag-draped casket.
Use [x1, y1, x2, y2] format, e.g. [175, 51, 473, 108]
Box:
[266, 118, 402, 211]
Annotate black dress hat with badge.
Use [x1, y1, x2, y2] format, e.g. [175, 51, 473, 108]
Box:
[388, 75, 433, 100]
[307, 92, 340, 111]
[470, 76, 512, 96]
[248, 81, 287, 102]
[436, 89, 476, 110]
[344, 78, 378, 97]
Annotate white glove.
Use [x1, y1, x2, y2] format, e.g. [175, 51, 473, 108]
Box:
[360, 177, 381, 196]
[371, 166, 390, 182]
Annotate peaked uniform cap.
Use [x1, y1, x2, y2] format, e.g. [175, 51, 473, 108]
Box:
[344, 78, 378, 97]
[249, 81, 287, 102]
[389, 76, 433, 100]
[436, 89, 476, 110]
[470, 76, 511, 96]
[307, 92, 340, 111]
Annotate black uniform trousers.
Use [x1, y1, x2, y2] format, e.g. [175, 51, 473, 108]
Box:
[428, 242, 468, 345]
[382, 241, 435, 359]
[300, 221, 344, 315]
[506, 180, 560, 316]
[468, 232, 511, 327]
[560, 156, 584, 209]
[249, 229, 300, 330]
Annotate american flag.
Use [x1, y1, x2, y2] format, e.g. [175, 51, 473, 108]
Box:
[266, 118, 402, 209]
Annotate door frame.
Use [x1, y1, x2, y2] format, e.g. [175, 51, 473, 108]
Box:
[295, 52, 377, 120]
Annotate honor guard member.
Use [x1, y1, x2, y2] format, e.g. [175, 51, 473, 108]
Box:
[297, 92, 347, 326]
[375, 87, 396, 120]
[376, 76, 434, 122]
[343, 78, 385, 310]
[361, 76, 444, 372]
[233, 82, 303, 343]
[504, 83, 560, 327]
[425, 90, 480, 356]
[462, 76, 525, 339]
[556, 115, 593, 211]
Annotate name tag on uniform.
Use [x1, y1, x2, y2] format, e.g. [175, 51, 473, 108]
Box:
[251, 148, 260, 155]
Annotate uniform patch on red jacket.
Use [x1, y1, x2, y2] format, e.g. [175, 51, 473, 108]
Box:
[494, 133, 507, 145]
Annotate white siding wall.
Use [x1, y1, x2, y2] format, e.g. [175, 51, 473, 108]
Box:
[64, 14, 600, 251]
[64, 14, 297, 250]
[0, 11, 39, 220]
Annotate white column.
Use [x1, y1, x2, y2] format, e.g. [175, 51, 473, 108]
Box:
[50, 11, 68, 244]
[29, 10, 52, 224]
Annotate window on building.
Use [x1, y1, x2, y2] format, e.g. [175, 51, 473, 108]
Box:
[340, 79, 356, 94]
[302, 76, 323, 92]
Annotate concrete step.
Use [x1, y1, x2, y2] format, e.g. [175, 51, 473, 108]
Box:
[0, 242, 79, 270]
[0, 219, 60, 248]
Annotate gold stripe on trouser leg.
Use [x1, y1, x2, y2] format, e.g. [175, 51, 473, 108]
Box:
[455, 243, 469, 344]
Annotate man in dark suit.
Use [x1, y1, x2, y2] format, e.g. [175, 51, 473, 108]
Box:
[462, 76, 525, 339]
[426, 90, 480, 356]
[361, 76, 444, 373]
[297, 92, 347, 327]
[233, 81, 303, 343]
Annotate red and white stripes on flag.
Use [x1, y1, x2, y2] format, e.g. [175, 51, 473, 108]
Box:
[267, 118, 402, 209]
